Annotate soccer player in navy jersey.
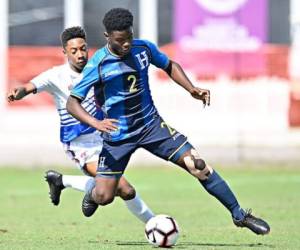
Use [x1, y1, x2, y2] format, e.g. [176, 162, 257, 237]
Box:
[67, 8, 270, 235]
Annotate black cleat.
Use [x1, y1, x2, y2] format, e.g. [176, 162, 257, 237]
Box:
[45, 170, 65, 206]
[233, 209, 270, 235]
[82, 193, 98, 217]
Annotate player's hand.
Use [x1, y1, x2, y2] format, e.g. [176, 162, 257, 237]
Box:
[190, 87, 210, 107]
[6, 87, 26, 102]
[94, 118, 119, 133]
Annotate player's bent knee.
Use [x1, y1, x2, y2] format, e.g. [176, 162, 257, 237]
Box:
[194, 158, 206, 170]
[99, 196, 115, 206]
[123, 186, 136, 200]
[183, 149, 213, 181]
[118, 185, 136, 200]
[94, 189, 115, 205]
[97, 195, 115, 206]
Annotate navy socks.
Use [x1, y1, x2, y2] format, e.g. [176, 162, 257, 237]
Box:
[199, 170, 245, 220]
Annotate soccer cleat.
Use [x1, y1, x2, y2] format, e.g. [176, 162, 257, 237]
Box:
[45, 170, 65, 206]
[233, 209, 270, 235]
[82, 193, 98, 217]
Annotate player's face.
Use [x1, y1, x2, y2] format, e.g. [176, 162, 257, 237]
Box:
[64, 38, 88, 73]
[105, 28, 133, 57]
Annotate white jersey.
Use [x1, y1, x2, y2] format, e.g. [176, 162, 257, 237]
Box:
[31, 63, 103, 143]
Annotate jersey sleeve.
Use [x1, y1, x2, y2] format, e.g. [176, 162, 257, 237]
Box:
[70, 58, 100, 100]
[30, 68, 56, 93]
[144, 40, 169, 69]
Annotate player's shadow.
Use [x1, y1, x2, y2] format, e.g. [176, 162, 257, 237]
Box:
[116, 241, 150, 246]
[116, 241, 275, 248]
[176, 242, 275, 248]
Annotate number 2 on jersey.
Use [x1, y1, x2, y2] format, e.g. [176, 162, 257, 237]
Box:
[128, 75, 137, 93]
[161, 122, 176, 135]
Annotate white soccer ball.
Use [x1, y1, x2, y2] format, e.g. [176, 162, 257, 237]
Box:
[145, 214, 180, 248]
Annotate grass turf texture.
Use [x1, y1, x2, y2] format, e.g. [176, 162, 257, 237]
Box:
[0, 165, 299, 250]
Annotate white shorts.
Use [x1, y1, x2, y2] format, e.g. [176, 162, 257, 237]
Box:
[63, 131, 103, 174]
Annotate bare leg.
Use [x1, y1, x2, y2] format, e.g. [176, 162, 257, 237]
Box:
[92, 176, 119, 205]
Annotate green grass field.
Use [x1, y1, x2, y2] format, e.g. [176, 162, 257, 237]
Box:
[0, 165, 299, 250]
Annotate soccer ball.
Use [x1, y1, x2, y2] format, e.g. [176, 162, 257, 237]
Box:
[145, 214, 180, 248]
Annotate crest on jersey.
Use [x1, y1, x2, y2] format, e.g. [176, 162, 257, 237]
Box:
[135, 51, 149, 70]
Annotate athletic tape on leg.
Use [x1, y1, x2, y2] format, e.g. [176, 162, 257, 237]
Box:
[183, 149, 212, 180]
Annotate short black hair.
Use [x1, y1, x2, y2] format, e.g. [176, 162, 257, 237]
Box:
[60, 26, 86, 48]
[103, 8, 133, 33]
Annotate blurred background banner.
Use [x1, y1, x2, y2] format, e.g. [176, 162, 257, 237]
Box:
[174, 0, 268, 50]
[171, 0, 276, 79]
[1, 0, 300, 167]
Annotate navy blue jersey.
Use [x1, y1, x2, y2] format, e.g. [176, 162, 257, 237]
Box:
[71, 39, 169, 141]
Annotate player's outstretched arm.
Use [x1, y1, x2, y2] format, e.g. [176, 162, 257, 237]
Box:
[6, 83, 36, 103]
[66, 95, 118, 133]
[164, 60, 210, 107]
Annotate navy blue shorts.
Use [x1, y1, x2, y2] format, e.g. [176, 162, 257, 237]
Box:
[96, 116, 193, 178]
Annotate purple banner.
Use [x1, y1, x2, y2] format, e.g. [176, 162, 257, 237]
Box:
[174, 0, 268, 51]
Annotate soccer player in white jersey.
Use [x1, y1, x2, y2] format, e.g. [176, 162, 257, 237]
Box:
[6, 26, 154, 223]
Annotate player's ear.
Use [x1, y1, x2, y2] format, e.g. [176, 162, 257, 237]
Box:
[104, 32, 109, 41]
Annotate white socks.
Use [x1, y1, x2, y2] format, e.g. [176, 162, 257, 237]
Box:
[124, 193, 155, 223]
[62, 175, 154, 223]
[62, 175, 94, 193]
